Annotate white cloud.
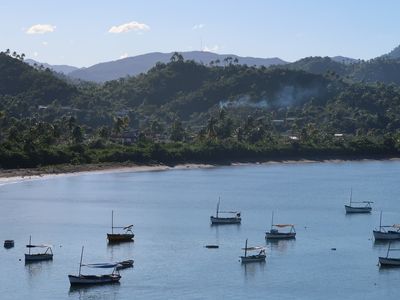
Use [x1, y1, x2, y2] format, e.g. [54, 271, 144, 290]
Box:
[26, 24, 56, 35]
[108, 21, 150, 34]
[119, 53, 129, 59]
[33, 51, 39, 57]
[42, 41, 48, 46]
[203, 45, 219, 52]
[192, 24, 205, 30]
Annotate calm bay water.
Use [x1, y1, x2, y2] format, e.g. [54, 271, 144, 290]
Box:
[1, 160, 400, 299]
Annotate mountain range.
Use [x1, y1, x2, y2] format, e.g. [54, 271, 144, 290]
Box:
[25, 45, 400, 83]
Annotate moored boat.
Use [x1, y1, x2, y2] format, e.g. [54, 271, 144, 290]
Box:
[344, 189, 372, 214]
[4, 240, 14, 248]
[68, 246, 121, 285]
[116, 260, 134, 270]
[373, 211, 400, 241]
[265, 212, 296, 240]
[210, 198, 241, 225]
[379, 242, 400, 267]
[25, 236, 53, 262]
[107, 210, 134, 243]
[240, 239, 266, 263]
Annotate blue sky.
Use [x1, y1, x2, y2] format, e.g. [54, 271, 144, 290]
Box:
[1, 0, 399, 67]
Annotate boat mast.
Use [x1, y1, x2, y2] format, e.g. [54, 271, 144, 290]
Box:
[112, 210, 114, 234]
[350, 188, 353, 205]
[379, 211, 383, 231]
[244, 239, 248, 258]
[78, 246, 84, 276]
[216, 197, 220, 218]
[386, 242, 391, 258]
[28, 235, 31, 255]
[271, 211, 274, 230]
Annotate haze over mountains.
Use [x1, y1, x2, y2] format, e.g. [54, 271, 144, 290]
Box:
[25, 45, 400, 83]
[27, 51, 355, 83]
[25, 59, 79, 75]
[69, 51, 287, 82]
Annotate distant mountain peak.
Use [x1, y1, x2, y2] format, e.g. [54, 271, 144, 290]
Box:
[67, 51, 288, 83]
[25, 59, 79, 75]
[384, 44, 400, 59]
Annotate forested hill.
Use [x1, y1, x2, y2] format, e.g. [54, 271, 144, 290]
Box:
[283, 56, 400, 85]
[96, 57, 334, 119]
[0, 52, 78, 107]
[1, 51, 400, 169]
[2, 50, 400, 136]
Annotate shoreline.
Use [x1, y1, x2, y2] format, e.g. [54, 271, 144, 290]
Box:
[0, 157, 399, 185]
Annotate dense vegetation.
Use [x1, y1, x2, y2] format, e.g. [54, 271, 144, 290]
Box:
[1, 50, 400, 169]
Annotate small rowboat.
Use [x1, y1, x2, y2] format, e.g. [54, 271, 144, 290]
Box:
[25, 236, 53, 262]
[116, 260, 134, 270]
[379, 242, 400, 267]
[265, 212, 296, 240]
[4, 240, 14, 248]
[205, 245, 219, 249]
[210, 198, 241, 225]
[107, 211, 134, 243]
[68, 246, 121, 285]
[373, 211, 400, 241]
[240, 239, 266, 263]
[344, 189, 372, 214]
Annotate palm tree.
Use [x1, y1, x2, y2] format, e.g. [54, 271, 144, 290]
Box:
[113, 116, 129, 134]
[72, 126, 84, 144]
[218, 108, 227, 121]
[206, 117, 217, 139]
[170, 52, 184, 63]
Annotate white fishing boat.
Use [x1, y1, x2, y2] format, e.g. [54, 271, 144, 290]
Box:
[344, 189, 372, 214]
[379, 242, 400, 267]
[210, 197, 241, 225]
[107, 210, 134, 243]
[373, 211, 400, 241]
[25, 236, 53, 262]
[68, 246, 121, 285]
[265, 212, 296, 240]
[240, 239, 266, 263]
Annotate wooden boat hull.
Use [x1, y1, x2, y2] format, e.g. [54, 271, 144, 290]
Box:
[210, 216, 241, 224]
[241, 254, 266, 263]
[265, 232, 296, 240]
[379, 257, 400, 267]
[344, 205, 371, 214]
[25, 253, 53, 262]
[107, 233, 134, 243]
[373, 230, 400, 240]
[68, 274, 121, 285]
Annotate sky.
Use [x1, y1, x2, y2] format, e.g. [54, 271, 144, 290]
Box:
[1, 0, 399, 67]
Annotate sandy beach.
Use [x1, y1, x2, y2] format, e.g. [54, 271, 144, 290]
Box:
[0, 157, 398, 186]
[0, 162, 215, 185]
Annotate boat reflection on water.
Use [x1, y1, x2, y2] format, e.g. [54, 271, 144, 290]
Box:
[266, 238, 296, 254]
[241, 260, 266, 279]
[25, 259, 53, 279]
[68, 282, 120, 296]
